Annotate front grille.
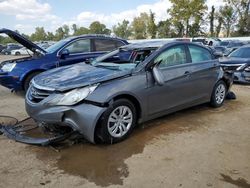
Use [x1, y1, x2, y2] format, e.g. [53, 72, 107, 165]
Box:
[28, 85, 53, 103]
[221, 64, 242, 72]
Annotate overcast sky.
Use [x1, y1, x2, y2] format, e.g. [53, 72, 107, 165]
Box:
[0, 0, 225, 34]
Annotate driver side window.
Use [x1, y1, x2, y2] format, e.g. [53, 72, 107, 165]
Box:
[154, 46, 187, 68]
[64, 39, 90, 54]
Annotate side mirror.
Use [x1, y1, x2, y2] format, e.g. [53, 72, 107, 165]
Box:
[152, 65, 164, 86]
[59, 49, 70, 59]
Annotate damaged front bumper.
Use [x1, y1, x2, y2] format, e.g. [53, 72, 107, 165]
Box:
[0, 118, 76, 146]
[25, 98, 107, 144]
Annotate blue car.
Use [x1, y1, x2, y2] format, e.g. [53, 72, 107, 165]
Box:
[0, 29, 128, 91]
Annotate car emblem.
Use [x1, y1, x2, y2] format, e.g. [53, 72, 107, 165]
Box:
[42, 78, 51, 84]
[31, 87, 38, 96]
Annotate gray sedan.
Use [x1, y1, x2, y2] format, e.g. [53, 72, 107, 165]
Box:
[25, 41, 233, 144]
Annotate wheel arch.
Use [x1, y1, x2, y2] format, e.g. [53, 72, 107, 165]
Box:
[21, 69, 45, 89]
[112, 94, 142, 121]
[94, 93, 143, 143]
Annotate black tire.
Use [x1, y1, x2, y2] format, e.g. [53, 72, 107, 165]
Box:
[23, 72, 42, 92]
[15, 52, 21, 55]
[96, 99, 137, 144]
[210, 80, 227, 108]
[209, 41, 213, 46]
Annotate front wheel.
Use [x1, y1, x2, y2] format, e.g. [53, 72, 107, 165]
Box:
[96, 99, 137, 144]
[210, 80, 227, 108]
[23, 72, 42, 92]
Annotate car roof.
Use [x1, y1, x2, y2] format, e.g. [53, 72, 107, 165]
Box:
[120, 40, 173, 50]
[65, 34, 128, 43]
[120, 40, 211, 52]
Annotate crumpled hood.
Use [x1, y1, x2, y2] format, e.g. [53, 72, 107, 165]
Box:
[219, 57, 250, 65]
[33, 63, 131, 91]
[0, 28, 46, 54]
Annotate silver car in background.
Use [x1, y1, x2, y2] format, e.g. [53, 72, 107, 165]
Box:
[25, 41, 233, 144]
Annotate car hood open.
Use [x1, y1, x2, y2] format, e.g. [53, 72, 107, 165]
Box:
[0, 28, 47, 55]
[33, 63, 131, 91]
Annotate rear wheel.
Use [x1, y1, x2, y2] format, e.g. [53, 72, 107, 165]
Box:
[210, 80, 227, 108]
[23, 72, 42, 92]
[96, 99, 137, 144]
[15, 52, 21, 55]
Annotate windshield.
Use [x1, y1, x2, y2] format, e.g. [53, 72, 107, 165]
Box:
[91, 48, 156, 71]
[229, 48, 250, 58]
[46, 38, 71, 53]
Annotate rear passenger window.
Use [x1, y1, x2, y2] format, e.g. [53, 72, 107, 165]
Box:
[94, 39, 124, 51]
[188, 45, 212, 63]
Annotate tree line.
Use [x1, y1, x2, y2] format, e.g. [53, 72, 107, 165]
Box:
[0, 0, 249, 44]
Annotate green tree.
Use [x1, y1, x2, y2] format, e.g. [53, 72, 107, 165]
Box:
[46, 32, 55, 41]
[62, 25, 70, 37]
[209, 6, 215, 37]
[113, 20, 132, 39]
[30, 27, 47, 41]
[89, 21, 111, 34]
[131, 13, 149, 39]
[72, 24, 78, 35]
[220, 5, 236, 37]
[76, 27, 90, 35]
[54, 25, 70, 41]
[157, 19, 172, 38]
[72, 24, 89, 36]
[148, 11, 157, 38]
[215, 14, 223, 37]
[0, 35, 15, 44]
[169, 0, 207, 37]
[225, 0, 250, 36]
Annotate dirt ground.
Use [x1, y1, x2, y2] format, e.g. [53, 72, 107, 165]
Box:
[0, 55, 250, 188]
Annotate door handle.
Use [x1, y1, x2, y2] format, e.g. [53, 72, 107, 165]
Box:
[184, 71, 191, 75]
[183, 71, 191, 77]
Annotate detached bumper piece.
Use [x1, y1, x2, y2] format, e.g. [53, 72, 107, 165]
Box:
[0, 117, 76, 146]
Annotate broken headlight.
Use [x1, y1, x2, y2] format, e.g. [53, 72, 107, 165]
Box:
[244, 66, 250, 72]
[1, 63, 16, 72]
[46, 85, 98, 106]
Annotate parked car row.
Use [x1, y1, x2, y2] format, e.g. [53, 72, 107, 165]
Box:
[0, 43, 23, 55]
[220, 45, 250, 84]
[0, 28, 243, 145]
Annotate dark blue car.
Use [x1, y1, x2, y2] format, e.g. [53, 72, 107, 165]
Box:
[0, 29, 128, 91]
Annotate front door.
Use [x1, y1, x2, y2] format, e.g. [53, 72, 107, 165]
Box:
[147, 45, 194, 116]
[58, 39, 93, 66]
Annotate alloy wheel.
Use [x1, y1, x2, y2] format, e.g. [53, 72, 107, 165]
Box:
[215, 84, 226, 104]
[107, 106, 133, 138]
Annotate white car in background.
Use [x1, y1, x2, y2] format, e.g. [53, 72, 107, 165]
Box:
[11, 47, 33, 55]
[205, 38, 221, 46]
